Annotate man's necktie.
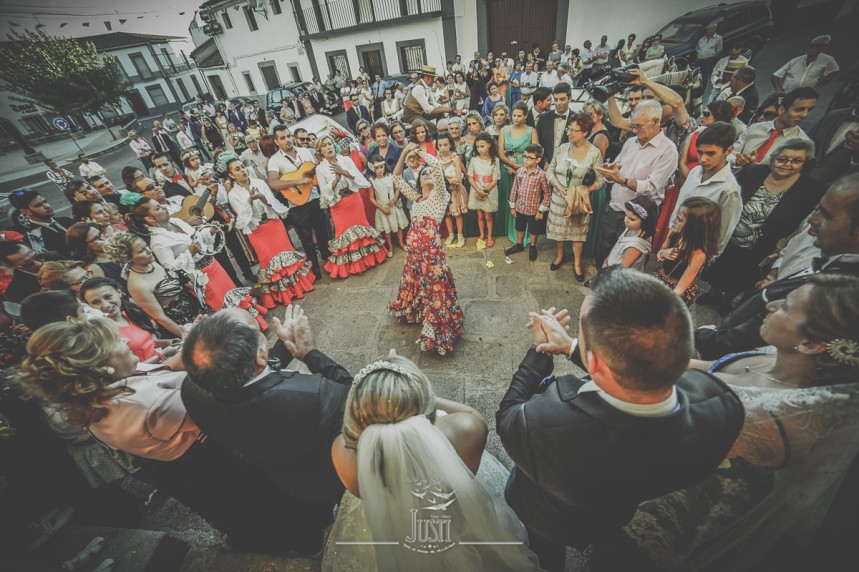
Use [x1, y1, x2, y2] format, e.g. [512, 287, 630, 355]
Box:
[754, 129, 782, 160]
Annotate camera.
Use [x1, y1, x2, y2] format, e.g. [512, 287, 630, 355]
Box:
[584, 64, 639, 103]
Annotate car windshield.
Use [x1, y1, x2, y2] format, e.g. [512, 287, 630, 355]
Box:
[268, 89, 296, 105]
[656, 19, 703, 43]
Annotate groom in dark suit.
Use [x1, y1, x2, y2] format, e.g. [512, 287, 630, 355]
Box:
[181, 305, 352, 555]
[808, 103, 859, 184]
[497, 268, 745, 571]
[535, 82, 572, 167]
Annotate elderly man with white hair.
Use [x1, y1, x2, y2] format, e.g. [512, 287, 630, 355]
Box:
[771, 35, 840, 93]
[594, 99, 679, 267]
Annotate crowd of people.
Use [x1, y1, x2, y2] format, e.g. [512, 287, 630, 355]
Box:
[2, 25, 859, 572]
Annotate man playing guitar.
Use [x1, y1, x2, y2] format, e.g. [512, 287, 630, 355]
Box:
[267, 125, 330, 279]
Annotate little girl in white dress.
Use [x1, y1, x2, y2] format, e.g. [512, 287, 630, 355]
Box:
[369, 157, 408, 255]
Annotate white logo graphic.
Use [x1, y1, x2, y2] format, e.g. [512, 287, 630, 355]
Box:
[403, 479, 456, 553]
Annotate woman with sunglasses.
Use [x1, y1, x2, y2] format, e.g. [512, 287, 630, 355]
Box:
[679, 100, 734, 180]
[645, 35, 665, 61]
[67, 222, 126, 284]
[381, 87, 400, 122]
[751, 93, 784, 124]
[355, 119, 374, 160]
[700, 138, 826, 313]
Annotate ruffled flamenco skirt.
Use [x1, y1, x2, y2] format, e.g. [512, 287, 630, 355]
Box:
[388, 217, 463, 355]
[243, 219, 315, 309]
[324, 192, 388, 279]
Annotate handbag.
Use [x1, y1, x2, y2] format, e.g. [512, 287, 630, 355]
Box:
[564, 184, 593, 218]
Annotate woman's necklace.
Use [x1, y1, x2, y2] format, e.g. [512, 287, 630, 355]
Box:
[130, 264, 155, 274]
[743, 363, 800, 387]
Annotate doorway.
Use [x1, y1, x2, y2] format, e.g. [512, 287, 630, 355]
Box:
[258, 62, 281, 90]
[124, 89, 149, 116]
[207, 75, 227, 100]
[357, 43, 387, 78]
[486, 0, 559, 56]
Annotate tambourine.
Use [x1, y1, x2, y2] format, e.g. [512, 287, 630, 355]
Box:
[192, 222, 226, 256]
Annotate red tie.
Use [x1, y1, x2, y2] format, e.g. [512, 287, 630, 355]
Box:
[754, 129, 782, 161]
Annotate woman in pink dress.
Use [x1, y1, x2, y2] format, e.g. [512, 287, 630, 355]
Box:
[221, 153, 315, 308]
[315, 135, 388, 278]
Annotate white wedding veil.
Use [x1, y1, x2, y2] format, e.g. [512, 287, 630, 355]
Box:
[357, 415, 541, 571]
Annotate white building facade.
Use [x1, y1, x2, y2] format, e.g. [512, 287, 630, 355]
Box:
[0, 32, 208, 142]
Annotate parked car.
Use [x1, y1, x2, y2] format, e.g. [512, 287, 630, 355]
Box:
[654, 1, 774, 62]
[267, 82, 343, 115]
[289, 114, 355, 141]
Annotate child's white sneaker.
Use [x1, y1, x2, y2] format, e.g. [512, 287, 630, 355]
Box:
[444, 235, 454, 246]
[457, 236, 466, 247]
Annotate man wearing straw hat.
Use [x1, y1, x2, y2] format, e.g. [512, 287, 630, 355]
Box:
[402, 65, 453, 132]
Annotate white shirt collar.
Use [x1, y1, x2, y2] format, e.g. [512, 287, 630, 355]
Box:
[243, 365, 272, 387]
[579, 380, 679, 417]
[698, 162, 733, 185]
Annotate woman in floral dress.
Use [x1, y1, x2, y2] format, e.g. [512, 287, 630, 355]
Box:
[390, 143, 463, 355]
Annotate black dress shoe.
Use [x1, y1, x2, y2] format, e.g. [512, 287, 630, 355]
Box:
[574, 269, 584, 282]
[549, 259, 564, 271]
[528, 246, 538, 261]
[505, 243, 525, 255]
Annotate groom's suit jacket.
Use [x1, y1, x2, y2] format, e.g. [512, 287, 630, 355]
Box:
[181, 343, 352, 505]
[497, 348, 744, 548]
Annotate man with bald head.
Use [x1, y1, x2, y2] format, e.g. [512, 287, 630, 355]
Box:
[180, 305, 353, 555]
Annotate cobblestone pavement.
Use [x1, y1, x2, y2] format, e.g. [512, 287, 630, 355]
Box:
[143, 235, 720, 571]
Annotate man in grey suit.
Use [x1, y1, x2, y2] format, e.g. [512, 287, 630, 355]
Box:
[807, 102, 859, 184]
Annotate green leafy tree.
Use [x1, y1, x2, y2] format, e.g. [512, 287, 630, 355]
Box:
[0, 29, 130, 140]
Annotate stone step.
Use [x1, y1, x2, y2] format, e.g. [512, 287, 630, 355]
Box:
[179, 547, 320, 572]
[3, 525, 189, 572]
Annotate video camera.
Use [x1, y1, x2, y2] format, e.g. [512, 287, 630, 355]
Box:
[583, 63, 639, 103]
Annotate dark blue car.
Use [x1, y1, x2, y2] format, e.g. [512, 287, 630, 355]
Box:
[655, 1, 774, 62]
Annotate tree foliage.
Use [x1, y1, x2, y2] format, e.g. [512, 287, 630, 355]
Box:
[0, 29, 130, 119]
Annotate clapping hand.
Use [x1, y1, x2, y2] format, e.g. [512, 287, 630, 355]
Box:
[273, 304, 315, 360]
[526, 307, 574, 354]
[595, 162, 622, 184]
[735, 151, 757, 167]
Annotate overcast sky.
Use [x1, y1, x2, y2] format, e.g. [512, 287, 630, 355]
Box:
[0, 0, 201, 53]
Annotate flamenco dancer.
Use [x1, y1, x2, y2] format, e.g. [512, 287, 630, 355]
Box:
[314, 135, 388, 278]
[219, 153, 315, 309]
[390, 142, 463, 355]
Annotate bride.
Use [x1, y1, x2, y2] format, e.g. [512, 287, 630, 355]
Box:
[323, 353, 541, 571]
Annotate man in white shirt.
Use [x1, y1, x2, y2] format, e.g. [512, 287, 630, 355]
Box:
[241, 134, 269, 179]
[520, 62, 539, 99]
[402, 65, 452, 130]
[671, 123, 741, 253]
[132, 176, 185, 215]
[560, 45, 573, 64]
[593, 36, 611, 66]
[696, 24, 723, 91]
[727, 96, 748, 137]
[772, 35, 839, 94]
[162, 113, 178, 134]
[267, 125, 330, 278]
[176, 124, 196, 152]
[580, 40, 596, 82]
[556, 64, 574, 87]
[731, 87, 818, 169]
[452, 55, 466, 74]
[77, 153, 106, 179]
[539, 61, 559, 88]
[594, 100, 679, 266]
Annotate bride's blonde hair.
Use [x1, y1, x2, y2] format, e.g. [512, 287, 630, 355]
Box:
[342, 354, 436, 449]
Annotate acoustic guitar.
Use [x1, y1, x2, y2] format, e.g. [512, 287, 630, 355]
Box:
[278, 161, 318, 206]
[174, 188, 216, 223]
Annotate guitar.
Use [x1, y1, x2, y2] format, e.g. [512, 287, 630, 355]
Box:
[278, 161, 318, 206]
[174, 188, 216, 222]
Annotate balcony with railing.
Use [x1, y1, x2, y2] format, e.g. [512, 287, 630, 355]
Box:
[296, 0, 442, 36]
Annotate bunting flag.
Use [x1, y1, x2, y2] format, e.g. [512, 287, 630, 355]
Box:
[60, 22, 68, 28]
[9, 21, 20, 27]
[119, 19, 127, 24]
[82, 22, 90, 27]
[36, 23, 45, 28]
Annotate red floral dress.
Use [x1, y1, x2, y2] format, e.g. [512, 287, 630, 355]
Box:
[389, 156, 463, 355]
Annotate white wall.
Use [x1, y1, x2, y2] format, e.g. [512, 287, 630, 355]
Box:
[309, 18, 447, 78]
[208, 2, 315, 95]
[455, 0, 478, 60]
[564, 0, 744, 49]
